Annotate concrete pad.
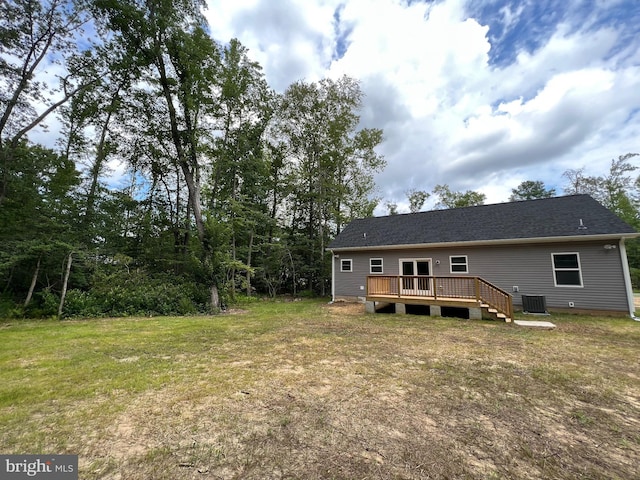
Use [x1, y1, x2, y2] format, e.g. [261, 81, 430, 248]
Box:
[514, 320, 556, 329]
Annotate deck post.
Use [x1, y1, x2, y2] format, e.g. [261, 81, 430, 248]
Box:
[469, 307, 482, 320]
[365, 301, 376, 314]
[475, 277, 480, 303]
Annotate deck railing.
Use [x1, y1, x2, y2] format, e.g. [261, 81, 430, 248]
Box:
[366, 275, 513, 319]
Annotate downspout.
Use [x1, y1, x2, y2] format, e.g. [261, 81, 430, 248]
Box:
[329, 249, 335, 303]
[619, 238, 640, 321]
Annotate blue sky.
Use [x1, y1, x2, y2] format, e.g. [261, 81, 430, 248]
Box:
[206, 0, 640, 212]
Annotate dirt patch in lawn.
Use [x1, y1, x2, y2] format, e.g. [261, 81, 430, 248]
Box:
[323, 301, 365, 316]
[222, 308, 249, 315]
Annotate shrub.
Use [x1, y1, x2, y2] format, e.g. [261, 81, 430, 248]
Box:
[82, 271, 209, 317]
[2, 271, 215, 319]
[62, 289, 102, 318]
[0, 295, 20, 319]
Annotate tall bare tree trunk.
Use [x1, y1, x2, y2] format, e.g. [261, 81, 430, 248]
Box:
[246, 231, 254, 297]
[210, 285, 219, 310]
[58, 252, 73, 317]
[289, 249, 297, 297]
[230, 231, 236, 298]
[83, 93, 119, 231]
[24, 256, 41, 307]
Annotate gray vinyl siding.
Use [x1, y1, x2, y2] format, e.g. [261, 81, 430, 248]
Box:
[332, 240, 630, 312]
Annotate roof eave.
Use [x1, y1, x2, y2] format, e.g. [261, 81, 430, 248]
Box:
[327, 232, 640, 252]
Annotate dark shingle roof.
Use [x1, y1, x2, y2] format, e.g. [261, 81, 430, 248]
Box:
[328, 195, 638, 250]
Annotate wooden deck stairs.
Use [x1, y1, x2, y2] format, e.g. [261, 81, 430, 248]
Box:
[481, 303, 512, 323]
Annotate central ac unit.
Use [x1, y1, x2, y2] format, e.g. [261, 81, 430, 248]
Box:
[521, 294, 547, 314]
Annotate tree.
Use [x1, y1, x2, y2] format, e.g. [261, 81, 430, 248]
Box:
[562, 154, 640, 225]
[92, 0, 223, 306]
[1, 0, 393, 311]
[0, 0, 93, 204]
[385, 202, 398, 216]
[275, 76, 385, 294]
[562, 167, 600, 198]
[0, 143, 81, 311]
[600, 154, 639, 224]
[406, 189, 429, 213]
[432, 184, 486, 209]
[561, 154, 640, 288]
[509, 180, 556, 201]
[206, 38, 275, 298]
[59, 39, 141, 247]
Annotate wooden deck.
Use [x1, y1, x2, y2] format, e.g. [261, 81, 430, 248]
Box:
[366, 275, 514, 321]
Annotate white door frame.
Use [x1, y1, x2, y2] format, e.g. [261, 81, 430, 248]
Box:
[399, 258, 432, 295]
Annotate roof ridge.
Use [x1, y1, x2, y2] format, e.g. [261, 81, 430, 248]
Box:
[370, 194, 592, 220]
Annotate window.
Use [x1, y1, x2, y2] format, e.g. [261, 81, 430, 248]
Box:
[370, 258, 383, 274]
[450, 255, 468, 273]
[552, 253, 583, 287]
[340, 259, 353, 272]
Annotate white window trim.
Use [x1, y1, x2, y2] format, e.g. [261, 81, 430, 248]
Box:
[399, 258, 432, 275]
[370, 258, 383, 274]
[551, 252, 583, 288]
[449, 255, 468, 274]
[340, 258, 353, 273]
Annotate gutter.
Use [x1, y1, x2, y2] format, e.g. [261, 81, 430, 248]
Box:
[328, 233, 640, 253]
[329, 249, 335, 303]
[619, 239, 640, 321]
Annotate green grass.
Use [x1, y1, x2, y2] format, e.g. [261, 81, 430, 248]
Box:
[1, 300, 639, 479]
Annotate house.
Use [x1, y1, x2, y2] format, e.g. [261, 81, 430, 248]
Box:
[327, 195, 639, 319]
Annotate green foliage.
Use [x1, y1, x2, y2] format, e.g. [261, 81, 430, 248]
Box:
[562, 154, 640, 274]
[0, 295, 21, 319]
[297, 289, 319, 298]
[275, 76, 385, 294]
[0, 271, 211, 319]
[83, 271, 209, 317]
[0, 143, 82, 317]
[406, 189, 430, 213]
[1, 3, 386, 314]
[562, 154, 640, 226]
[61, 289, 103, 318]
[629, 267, 640, 290]
[432, 184, 486, 209]
[510, 180, 556, 201]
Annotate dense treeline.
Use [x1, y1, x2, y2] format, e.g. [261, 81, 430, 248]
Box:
[0, 0, 384, 317]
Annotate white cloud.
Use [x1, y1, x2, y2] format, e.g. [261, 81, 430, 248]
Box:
[207, 0, 340, 90]
[204, 0, 640, 214]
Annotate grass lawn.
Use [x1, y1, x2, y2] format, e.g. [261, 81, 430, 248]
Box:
[1, 300, 639, 479]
